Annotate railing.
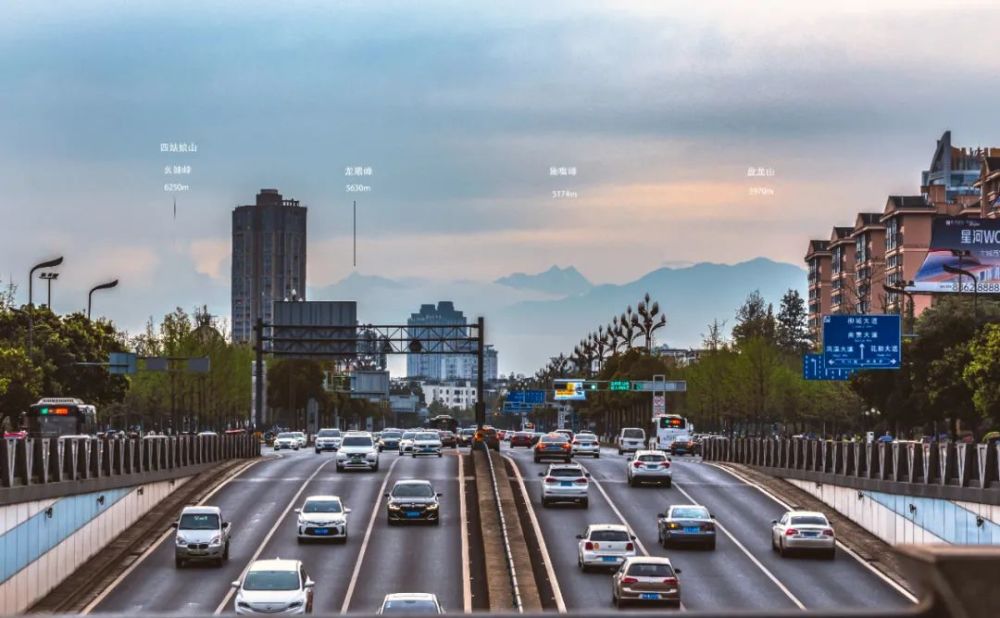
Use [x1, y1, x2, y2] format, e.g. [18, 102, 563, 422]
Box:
[0, 434, 260, 505]
[701, 437, 1000, 505]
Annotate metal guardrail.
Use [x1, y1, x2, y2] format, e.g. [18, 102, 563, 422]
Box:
[483, 447, 524, 613]
[0, 435, 260, 505]
[702, 437, 1000, 505]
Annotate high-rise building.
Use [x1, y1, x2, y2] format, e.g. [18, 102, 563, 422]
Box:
[406, 301, 498, 381]
[231, 188, 307, 343]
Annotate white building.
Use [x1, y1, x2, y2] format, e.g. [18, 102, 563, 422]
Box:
[421, 381, 478, 410]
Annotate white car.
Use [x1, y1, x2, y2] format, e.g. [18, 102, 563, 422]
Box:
[572, 432, 601, 458]
[540, 463, 590, 507]
[336, 432, 379, 471]
[314, 428, 342, 453]
[627, 450, 673, 487]
[411, 431, 443, 458]
[771, 510, 836, 559]
[577, 524, 637, 571]
[617, 428, 646, 455]
[378, 593, 444, 614]
[292, 432, 307, 448]
[232, 559, 313, 615]
[273, 432, 299, 451]
[295, 495, 350, 542]
[398, 431, 416, 455]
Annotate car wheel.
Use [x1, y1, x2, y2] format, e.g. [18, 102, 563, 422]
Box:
[581, 498, 589, 508]
[411, 453, 416, 458]
[707, 539, 716, 551]
[618, 449, 623, 456]
[388, 517, 397, 526]
[826, 548, 836, 560]
[438, 452, 442, 458]
[433, 518, 441, 526]
[778, 539, 786, 556]
[665, 478, 672, 489]
[541, 497, 549, 507]
[297, 537, 304, 544]
[628, 476, 636, 487]
[175, 557, 184, 568]
[771, 534, 778, 552]
[614, 593, 624, 608]
[336, 464, 343, 472]
[373, 462, 380, 472]
[223, 542, 230, 560]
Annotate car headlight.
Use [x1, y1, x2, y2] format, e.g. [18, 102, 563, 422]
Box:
[337, 452, 347, 459]
[175, 537, 187, 546]
[210, 535, 222, 546]
[426, 503, 439, 510]
[388, 503, 401, 511]
[366, 452, 377, 460]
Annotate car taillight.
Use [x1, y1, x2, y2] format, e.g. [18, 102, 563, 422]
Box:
[632, 461, 643, 468]
[662, 577, 678, 585]
[822, 529, 835, 537]
[621, 577, 638, 584]
[574, 478, 588, 484]
[562, 443, 571, 450]
[702, 523, 715, 531]
[663, 461, 670, 467]
[545, 477, 557, 483]
[625, 542, 634, 551]
[584, 542, 594, 550]
[785, 528, 798, 536]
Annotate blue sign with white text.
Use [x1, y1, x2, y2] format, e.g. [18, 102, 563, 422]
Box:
[822, 315, 901, 369]
[506, 390, 545, 405]
[803, 353, 853, 381]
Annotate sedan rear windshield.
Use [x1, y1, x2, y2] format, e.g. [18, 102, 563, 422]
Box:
[790, 515, 828, 526]
[541, 435, 568, 443]
[590, 530, 629, 542]
[317, 429, 341, 437]
[670, 507, 709, 519]
[576, 434, 597, 442]
[626, 563, 674, 577]
[381, 600, 439, 614]
[549, 468, 584, 477]
[622, 429, 644, 439]
[179, 513, 219, 530]
[242, 570, 300, 591]
[638, 454, 666, 462]
[415, 432, 439, 440]
[392, 484, 435, 498]
[342, 436, 373, 447]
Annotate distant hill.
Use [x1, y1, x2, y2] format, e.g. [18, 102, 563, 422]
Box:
[495, 265, 592, 297]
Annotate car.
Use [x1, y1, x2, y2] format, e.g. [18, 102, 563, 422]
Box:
[386, 480, 442, 525]
[509, 431, 534, 448]
[657, 504, 715, 549]
[627, 450, 672, 487]
[377, 593, 444, 614]
[576, 524, 637, 571]
[336, 432, 380, 471]
[532, 431, 546, 445]
[173, 505, 231, 567]
[617, 427, 646, 455]
[497, 429, 507, 441]
[553, 428, 574, 443]
[412, 431, 443, 457]
[474, 426, 500, 451]
[438, 430, 458, 448]
[292, 432, 307, 448]
[771, 510, 836, 559]
[572, 432, 601, 458]
[611, 556, 682, 608]
[197, 430, 218, 437]
[295, 495, 351, 542]
[273, 432, 299, 451]
[314, 428, 342, 453]
[458, 428, 476, 447]
[669, 434, 697, 456]
[379, 430, 403, 452]
[539, 463, 589, 507]
[534, 433, 573, 462]
[232, 558, 313, 615]
[398, 431, 416, 454]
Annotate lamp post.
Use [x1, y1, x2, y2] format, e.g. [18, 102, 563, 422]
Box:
[943, 264, 978, 322]
[39, 272, 59, 308]
[27, 256, 64, 356]
[883, 280, 916, 334]
[87, 279, 119, 320]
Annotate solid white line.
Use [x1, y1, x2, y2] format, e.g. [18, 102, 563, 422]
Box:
[81, 458, 262, 615]
[458, 452, 472, 613]
[504, 454, 566, 613]
[214, 458, 336, 615]
[671, 480, 806, 610]
[703, 461, 918, 604]
[339, 456, 403, 614]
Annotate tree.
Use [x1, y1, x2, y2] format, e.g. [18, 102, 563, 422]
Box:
[636, 292, 668, 350]
[0, 346, 43, 430]
[731, 290, 775, 346]
[775, 289, 811, 355]
[267, 359, 327, 426]
[964, 323, 1000, 428]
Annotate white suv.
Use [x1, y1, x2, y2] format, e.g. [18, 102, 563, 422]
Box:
[617, 428, 645, 455]
[627, 450, 672, 487]
[314, 428, 342, 453]
[336, 432, 380, 472]
[540, 463, 590, 507]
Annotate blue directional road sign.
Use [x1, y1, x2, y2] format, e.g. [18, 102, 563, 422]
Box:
[803, 353, 853, 381]
[822, 314, 901, 369]
[507, 390, 545, 405]
[108, 352, 137, 375]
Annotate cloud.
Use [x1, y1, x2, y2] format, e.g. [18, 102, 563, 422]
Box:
[189, 238, 229, 281]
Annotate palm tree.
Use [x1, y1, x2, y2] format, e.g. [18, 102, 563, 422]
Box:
[636, 292, 667, 351]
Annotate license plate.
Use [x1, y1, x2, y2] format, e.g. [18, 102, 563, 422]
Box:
[602, 556, 618, 562]
[313, 528, 329, 535]
[560, 481, 572, 487]
[640, 593, 659, 600]
[802, 531, 818, 537]
[406, 511, 421, 518]
[684, 527, 700, 533]
[647, 465, 659, 469]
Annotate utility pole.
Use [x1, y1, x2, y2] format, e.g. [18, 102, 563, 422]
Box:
[476, 316, 485, 429]
[254, 317, 264, 431]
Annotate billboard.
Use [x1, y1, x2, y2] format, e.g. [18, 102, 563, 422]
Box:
[553, 380, 587, 401]
[910, 218, 1000, 294]
[270, 301, 358, 358]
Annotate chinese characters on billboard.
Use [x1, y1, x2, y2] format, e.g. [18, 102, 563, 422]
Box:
[910, 217, 1000, 294]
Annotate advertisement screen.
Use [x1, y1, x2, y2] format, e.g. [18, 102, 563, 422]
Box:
[553, 380, 586, 401]
[911, 218, 1000, 294]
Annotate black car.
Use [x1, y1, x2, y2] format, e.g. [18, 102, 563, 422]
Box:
[439, 430, 458, 448]
[379, 431, 403, 452]
[534, 433, 573, 463]
[386, 480, 442, 525]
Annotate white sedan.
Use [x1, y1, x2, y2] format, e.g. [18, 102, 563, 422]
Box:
[295, 495, 351, 542]
[572, 433, 601, 458]
[771, 510, 836, 559]
[411, 431, 443, 457]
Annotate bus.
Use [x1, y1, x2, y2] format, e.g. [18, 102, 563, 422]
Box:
[427, 414, 459, 433]
[651, 414, 692, 450]
[23, 398, 97, 439]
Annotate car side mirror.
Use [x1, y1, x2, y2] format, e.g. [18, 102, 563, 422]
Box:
[345, 508, 352, 514]
[437, 492, 443, 497]
[631, 534, 637, 540]
[223, 521, 231, 528]
[231, 580, 241, 588]
[674, 568, 682, 574]
[304, 578, 315, 588]
[293, 508, 301, 513]
[771, 519, 778, 525]
[538, 472, 544, 477]
[384, 493, 390, 498]
[575, 534, 584, 539]
[171, 522, 178, 528]
[585, 473, 591, 478]
[657, 513, 665, 518]
[710, 514, 715, 519]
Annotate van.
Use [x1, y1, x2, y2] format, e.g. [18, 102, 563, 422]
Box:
[617, 428, 646, 455]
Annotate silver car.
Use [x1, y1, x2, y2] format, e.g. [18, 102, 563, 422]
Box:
[233, 559, 313, 615]
[612, 556, 682, 607]
[378, 593, 444, 614]
[539, 463, 590, 507]
[273, 432, 299, 451]
[657, 504, 715, 549]
[627, 450, 672, 487]
[336, 432, 380, 471]
[572, 432, 601, 458]
[771, 510, 836, 558]
[411, 431, 443, 458]
[314, 428, 342, 453]
[173, 505, 231, 567]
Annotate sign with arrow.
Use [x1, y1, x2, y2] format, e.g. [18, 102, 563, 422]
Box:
[822, 314, 901, 369]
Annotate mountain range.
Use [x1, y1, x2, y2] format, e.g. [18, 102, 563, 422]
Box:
[309, 258, 807, 375]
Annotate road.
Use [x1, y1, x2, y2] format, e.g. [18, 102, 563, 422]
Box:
[89, 446, 466, 615]
[504, 444, 913, 613]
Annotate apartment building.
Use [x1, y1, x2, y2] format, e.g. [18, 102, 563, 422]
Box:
[804, 240, 831, 339]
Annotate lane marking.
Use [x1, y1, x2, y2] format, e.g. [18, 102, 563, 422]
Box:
[458, 453, 472, 613]
[214, 458, 336, 615]
[703, 461, 918, 603]
[82, 457, 262, 615]
[504, 454, 567, 613]
[670, 480, 806, 610]
[339, 456, 403, 614]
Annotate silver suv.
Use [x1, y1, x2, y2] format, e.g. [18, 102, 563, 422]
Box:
[174, 505, 231, 567]
[336, 432, 380, 472]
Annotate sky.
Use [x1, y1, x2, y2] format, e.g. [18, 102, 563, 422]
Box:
[3, 0, 1000, 364]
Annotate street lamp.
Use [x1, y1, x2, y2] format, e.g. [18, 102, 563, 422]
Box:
[27, 256, 64, 356]
[87, 279, 119, 320]
[883, 280, 915, 333]
[943, 264, 978, 322]
[39, 272, 59, 308]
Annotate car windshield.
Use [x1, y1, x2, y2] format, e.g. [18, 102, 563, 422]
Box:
[317, 429, 340, 437]
[638, 454, 666, 462]
[277, 433, 294, 439]
[178, 513, 219, 530]
[303, 500, 342, 513]
[242, 570, 300, 591]
[382, 432, 402, 439]
[541, 435, 568, 443]
[462, 429, 476, 436]
[392, 483, 435, 498]
[626, 562, 674, 577]
[415, 432, 438, 440]
[670, 507, 710, 519]
[622, 429, 644, 439]
[590, 529, 629, 542]
[549, 468, 583, 477]
[791, 515, 829, 526]
[402, 432, 415, 439]
[381, 599, 439, 614]
[342, 436, 373, 447]
[576, 434, 596, 441]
